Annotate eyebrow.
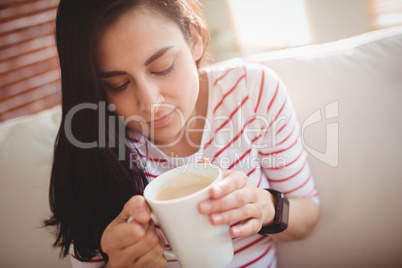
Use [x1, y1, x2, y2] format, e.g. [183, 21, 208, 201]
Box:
[144, 46, 173, 66]
[98, 70, 127, 78]
[98, 46, 173, 78]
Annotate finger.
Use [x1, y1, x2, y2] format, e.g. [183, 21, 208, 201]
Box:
[101, 221, 147, 253]
[108, 225, 164, 267]
[221, 168, 231, 178]
[155, 229, 166, 248]
[116, 195, 151, 225]
[131, 228, 166, 267]
[209, 203, 261, 226]
[147, 224, 166, 250]
[230, 218, 262, 238]
[210, 171, 248, 199]
[200, 185, 253, 215]
[134, 247, 167, 268]
[198, 157, 210, 163]
[199, 179, 257, 214]
[101, 196, 151, 253]
[149, 257, 168, 268]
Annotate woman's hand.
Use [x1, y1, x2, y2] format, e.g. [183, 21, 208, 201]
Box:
[198, 168, 276, 238]
[101, 196, 166, 268]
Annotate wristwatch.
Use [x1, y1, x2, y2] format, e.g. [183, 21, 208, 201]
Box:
[258, 189, 289, 235]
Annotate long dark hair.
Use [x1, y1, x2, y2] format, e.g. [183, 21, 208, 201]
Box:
[44, 0, 209, 262]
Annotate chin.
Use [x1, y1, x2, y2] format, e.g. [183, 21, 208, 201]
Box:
[151, 128, 183, 146]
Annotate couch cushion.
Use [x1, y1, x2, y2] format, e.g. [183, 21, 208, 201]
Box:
[0, 106, 69, 267]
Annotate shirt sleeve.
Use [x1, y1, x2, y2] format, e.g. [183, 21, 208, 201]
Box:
[247, 63, 319, 204]
[69, 243, 106, 268]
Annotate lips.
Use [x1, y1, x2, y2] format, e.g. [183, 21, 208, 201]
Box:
[147, 110, 174, 127]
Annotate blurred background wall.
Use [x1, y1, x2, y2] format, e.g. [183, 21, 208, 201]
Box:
[0, 0, 401, 122]
[201, 0, 401, 61]
[0, 0, 59, 122]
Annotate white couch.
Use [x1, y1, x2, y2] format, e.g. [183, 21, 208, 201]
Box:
[1, 26, 402, 267]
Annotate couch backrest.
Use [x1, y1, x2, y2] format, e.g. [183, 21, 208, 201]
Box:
[242, 26, 402, 267]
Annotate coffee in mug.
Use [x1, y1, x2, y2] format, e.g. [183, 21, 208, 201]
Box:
[155, 173, 213, 201]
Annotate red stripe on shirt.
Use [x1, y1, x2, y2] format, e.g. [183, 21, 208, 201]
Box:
[144, 172, 158, 178]
[306, 186, 318, 198]
[257, 169, 264, 187]
[277, 126, 295, 146]
[268, 253, 277, 268]
[267, 81, 279, 114]
[228, 148, 252, 170]
[254, 69, 265, 113]
[264, 98, 287, 137]
[258, 137, 299, 156]
[205, 95, 249, 149]
[263, 147, 303, 170]
[234, 236, 265, 255]
[214, 67, 234, 86]
[239, 244, 273, 268]
[213, 72, 246, 114]
[70, 254, 104, 263]
[211, 116, 256, 161]
[243, 65, 247, 84]
[277, 112, 293, 135]
[138, 152, 167, 163]
[128, 136, 140, 143]
[251, 133, 263, 144]
[248, 128, 265, 148]
[247, 167, 257, 176]
[284, 173, 312, 195]
[269, 159, 307, 183]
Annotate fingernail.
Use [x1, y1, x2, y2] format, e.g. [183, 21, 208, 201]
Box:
[135, 208, 147, 219]
[201, 203, 212, 213]
[198, 157, 210, 163]
[212, 214, 222, 224]
[231, 227, 240, 237]
[214, 185, 222, 197]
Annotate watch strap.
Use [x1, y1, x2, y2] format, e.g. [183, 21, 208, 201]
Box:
[258, 188, 289, 235]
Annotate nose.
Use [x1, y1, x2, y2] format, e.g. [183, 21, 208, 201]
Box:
[136, 79, 165, 114]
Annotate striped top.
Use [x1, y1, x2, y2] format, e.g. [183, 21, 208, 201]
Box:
[70, 62, 319, 268]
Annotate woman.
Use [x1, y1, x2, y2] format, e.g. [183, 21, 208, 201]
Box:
[45, 0, 320, 267]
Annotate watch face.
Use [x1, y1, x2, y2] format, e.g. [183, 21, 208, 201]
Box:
[282, 201, 289, 224]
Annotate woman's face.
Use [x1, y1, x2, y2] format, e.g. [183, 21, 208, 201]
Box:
[96, 7, 204, 146]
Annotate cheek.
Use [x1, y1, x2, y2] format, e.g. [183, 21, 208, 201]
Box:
[107, 94, 138, 118]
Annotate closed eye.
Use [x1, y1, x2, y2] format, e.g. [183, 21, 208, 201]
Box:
[153, 62, 175, 77]
[110, 81, 130, 93]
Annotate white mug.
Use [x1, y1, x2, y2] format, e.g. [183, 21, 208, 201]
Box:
[143, 162, 234, 268]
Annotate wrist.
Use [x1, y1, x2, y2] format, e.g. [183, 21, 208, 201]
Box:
[259, 188, 276, 226]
